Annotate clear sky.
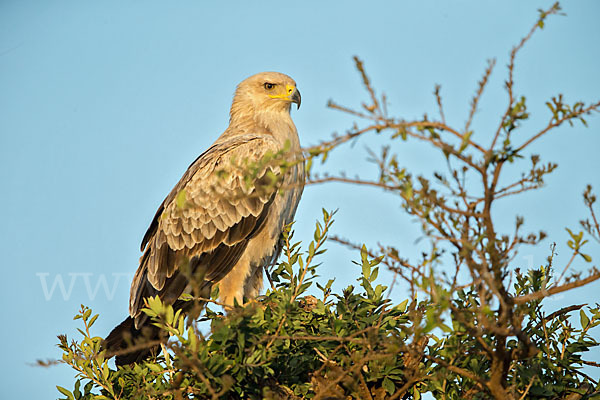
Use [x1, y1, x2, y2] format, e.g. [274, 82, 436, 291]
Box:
[1, 1, 599, 397]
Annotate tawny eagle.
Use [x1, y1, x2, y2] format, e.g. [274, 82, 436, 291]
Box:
[104, 72, 304, 365]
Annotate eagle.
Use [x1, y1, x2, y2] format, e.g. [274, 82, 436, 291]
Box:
[104, 72, 304, 365]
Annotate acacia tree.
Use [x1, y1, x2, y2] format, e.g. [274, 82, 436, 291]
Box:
[51, 3, 600, 399]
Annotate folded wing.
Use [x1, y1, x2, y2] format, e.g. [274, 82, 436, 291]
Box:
[129, 134, 283, 327]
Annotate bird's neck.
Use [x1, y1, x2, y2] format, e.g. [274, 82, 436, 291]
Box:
[227, 107, 299, 150]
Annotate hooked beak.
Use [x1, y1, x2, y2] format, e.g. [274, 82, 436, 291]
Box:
[291, 88, 301, 110]
[273, 84, 302, 109]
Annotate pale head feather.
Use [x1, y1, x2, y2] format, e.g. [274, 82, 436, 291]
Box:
[226, 72, 300, 142]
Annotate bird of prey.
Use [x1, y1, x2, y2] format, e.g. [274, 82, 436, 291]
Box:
[104, 72, 304, 365]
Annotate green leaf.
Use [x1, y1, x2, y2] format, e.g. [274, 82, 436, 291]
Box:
[176, 189, 187, 209]
[56, 386, 75, 400]
[166, 304, 174, 325]
[459, 131, 473, 153]
[362, 261, 370, 280]
[580, 309, 590, 329]
[414, 387, 421, 400]
[382, 377, 395, 394]
[88, 314, 98, 328]
[179, 293, 194, 301]
[147, 362, 164, 373]
[397, 299, 409, 313]
[370, 267, 379, 282]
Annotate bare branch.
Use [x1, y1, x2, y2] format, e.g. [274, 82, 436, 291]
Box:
[434, 84, 446, 125]
[492, 2, 562, 150]
[465, 59, 496, 134]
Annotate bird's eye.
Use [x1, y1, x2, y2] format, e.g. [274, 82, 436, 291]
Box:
[264, 82, 275, 90]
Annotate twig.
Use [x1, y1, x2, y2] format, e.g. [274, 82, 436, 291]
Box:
[465, 59, 496, 135]
[434, 84, 446, 125]
[515, 101, 600, 154]
[514, 272, 600, 304]
[491, 3, 562, 150]
[518, 376, 536, 400]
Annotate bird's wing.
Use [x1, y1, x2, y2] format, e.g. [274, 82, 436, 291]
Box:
[129, 133, 284, 318]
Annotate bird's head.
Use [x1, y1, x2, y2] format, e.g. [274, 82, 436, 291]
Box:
[230, 72, 301, 124]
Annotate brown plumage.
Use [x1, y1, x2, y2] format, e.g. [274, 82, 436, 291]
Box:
[104, 72, 304, 365]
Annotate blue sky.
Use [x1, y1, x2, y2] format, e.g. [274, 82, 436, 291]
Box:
[1, 1, 599, 397]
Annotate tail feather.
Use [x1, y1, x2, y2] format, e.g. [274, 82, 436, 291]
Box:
[103, 298, 205, 366]
[102, 316, 166, 366]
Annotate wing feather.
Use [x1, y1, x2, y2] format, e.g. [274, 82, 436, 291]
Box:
[129, 134, 282, 319]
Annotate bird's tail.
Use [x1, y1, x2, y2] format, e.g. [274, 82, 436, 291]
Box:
[102, 298, 207, 366]
[102, 315, 166, 366]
